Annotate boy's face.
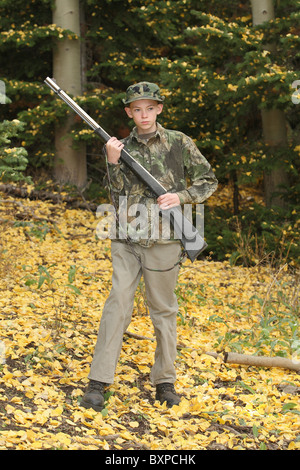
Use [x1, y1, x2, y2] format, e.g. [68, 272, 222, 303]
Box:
[125, 99, 163, 134]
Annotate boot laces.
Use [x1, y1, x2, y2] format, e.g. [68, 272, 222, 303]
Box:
[157, 383, 176, 392]
[89, 380, 105, 392]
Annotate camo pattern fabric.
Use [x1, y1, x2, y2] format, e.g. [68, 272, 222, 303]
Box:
[105, 123, 218, 246]
[122, 81, 165, 105]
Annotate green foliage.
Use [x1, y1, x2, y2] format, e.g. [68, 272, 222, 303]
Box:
[205, 202, 299, 268]
[214, 270, 300, 360]
[0, 119, 30, 182]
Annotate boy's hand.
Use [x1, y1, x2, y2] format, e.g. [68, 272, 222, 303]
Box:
[106, 137, 124, 164]
[157, 193, 180, 210]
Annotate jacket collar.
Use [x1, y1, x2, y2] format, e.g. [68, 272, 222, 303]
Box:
[130, 122, 164, 142]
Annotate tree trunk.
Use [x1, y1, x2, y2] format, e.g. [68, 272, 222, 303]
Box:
[53, 0, 87, 188]
[250, 0, 289, 208]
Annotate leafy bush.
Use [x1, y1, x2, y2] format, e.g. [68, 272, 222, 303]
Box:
[205, 203, 299, 267]
[0, 119, 30, 182]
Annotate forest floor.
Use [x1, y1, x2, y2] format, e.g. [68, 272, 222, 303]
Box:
[0, 185, 299, 450]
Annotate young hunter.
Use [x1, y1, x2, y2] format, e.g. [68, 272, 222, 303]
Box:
[81, 82, 218, 410]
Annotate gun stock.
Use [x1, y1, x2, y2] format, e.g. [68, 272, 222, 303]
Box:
[44, 77, 207, 261]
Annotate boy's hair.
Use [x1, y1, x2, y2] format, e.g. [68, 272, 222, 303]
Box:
[122, 81, 165, 105]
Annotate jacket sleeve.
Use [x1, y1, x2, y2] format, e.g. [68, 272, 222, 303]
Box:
[176, 135, 218, 204]
[103, 145, 125, 195]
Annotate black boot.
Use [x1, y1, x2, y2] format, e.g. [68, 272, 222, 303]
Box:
[156, 383, 180, 407]
[81, 380, 106, 411]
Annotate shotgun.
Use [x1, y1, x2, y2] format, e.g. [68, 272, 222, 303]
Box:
[44, 77, 207, 261]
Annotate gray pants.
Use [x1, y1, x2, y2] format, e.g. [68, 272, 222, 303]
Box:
[88, 240, 181, 385]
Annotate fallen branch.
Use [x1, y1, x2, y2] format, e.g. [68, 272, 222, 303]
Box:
[0, 183, 66, 202]
[0, 198, 56, 224]
[124, 331, 154, 342]
[124, 330, 300, 372]
[223, 351, 300, 372]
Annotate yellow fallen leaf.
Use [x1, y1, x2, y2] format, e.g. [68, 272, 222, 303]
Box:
[14, 410, 29, 425]
[10, 397, 23, 404]
[129, 421, 139, 428]
[51, 406, 64, 417]
[5, 404, 15, 414]
[120, 431, 134, 440]
[31, 441, 44, 449]
[55, 432, 71, 447]
[288, 441, 300, 450]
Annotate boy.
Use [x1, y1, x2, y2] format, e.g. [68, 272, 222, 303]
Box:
[81, 82, 218, 411]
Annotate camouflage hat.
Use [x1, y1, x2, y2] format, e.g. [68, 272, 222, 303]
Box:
[122, 81, 165, 105]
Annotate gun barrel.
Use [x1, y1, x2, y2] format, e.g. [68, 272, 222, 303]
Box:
[44, 77, 110, 141]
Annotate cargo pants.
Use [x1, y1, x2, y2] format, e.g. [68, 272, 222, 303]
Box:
[88, 240, 181, 385]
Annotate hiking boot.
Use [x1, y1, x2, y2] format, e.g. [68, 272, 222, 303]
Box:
[156, 383, 180, 407]
[81, 380, 106, 412]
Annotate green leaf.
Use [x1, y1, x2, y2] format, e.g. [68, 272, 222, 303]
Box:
[252, 424, 259, 438]
[238, 381, 256, 394]
[68, 265, 76, 284]
[259, 442, 267, 450]
[282, 402, 298, 413]
[37, 275, 47, 289]
[66, 284, 81, 295]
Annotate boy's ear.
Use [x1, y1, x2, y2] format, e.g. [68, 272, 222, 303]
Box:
[124, 106, 133, 118]
[157, 103, 163, 115]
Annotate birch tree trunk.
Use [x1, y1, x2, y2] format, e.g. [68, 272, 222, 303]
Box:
[250, 0, 289, 208]
[53, 0, 87, 188]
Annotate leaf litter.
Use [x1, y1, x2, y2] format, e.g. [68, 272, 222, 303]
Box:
[0, 194, 299, 450]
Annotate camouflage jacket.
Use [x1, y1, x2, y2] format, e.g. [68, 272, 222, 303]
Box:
[104, 123, 218, 246]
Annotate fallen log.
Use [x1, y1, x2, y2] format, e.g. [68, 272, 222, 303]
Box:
[124, 331, 300, 373]
[0, 183, 65, 202]
[0, 183, 98, 211]
[223, 351, 300, 372]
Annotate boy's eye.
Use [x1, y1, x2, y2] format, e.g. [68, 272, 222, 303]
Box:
[132, 107, 154, 113]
